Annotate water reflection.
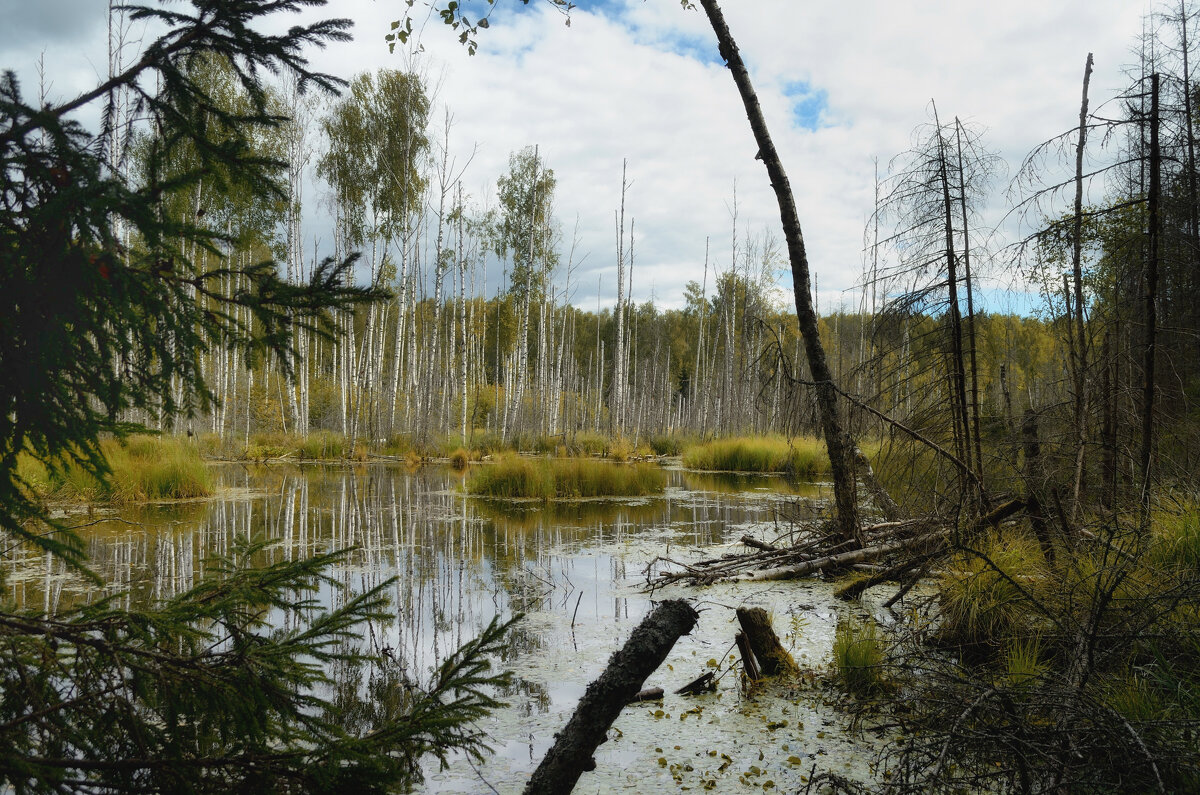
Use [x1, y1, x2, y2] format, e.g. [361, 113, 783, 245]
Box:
[2, 462, 859, 791]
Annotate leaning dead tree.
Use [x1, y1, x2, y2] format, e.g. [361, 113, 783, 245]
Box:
[697, 0, 861, 544]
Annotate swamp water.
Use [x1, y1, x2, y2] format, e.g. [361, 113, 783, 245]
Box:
[7, 463, 888, 792]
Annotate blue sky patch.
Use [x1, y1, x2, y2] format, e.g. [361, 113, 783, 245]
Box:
[783, 81, 829, 131]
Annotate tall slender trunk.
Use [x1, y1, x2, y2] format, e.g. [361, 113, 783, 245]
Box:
[954, 119, 984, 495]
[698, 0, 859, 541]
[613, 161, 629, 435]
[1069, 54, 1094, 516]
[1140, 73, 1161, 518]
[933, 101, 975, 504]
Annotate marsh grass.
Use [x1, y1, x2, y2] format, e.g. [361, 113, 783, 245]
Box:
[449, 448, 470, 470]
[295, 430, 345, 460]
[832, 617, 888, 697]
[936, 530, 1048, 650]
[1149, 499, 1200, 569]
[21, 435, 213, 505]
[466, 455, 665, 499]
[682, 435, 827, 477]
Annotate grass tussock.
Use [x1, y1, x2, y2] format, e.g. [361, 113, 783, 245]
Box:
[295, 430, 345, 460]
[936, 530, 1048, 650]
[466, 455, 665, 499]
[20, 435, 213, 505]
[449, 448, 470, 471]
[682, 435, 828, 477]
[832, 617, 888, 697]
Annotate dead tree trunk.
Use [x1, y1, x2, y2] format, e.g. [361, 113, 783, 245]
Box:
[1069, 54, 1094, 518]
[524, 599, 699, 795]
[1022, 409, 1054, 564]
[697, 0, 859, 543]
[1140, 72, 1160, 520]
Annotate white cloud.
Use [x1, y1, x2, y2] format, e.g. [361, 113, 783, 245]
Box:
[4, 0, 1155, 311]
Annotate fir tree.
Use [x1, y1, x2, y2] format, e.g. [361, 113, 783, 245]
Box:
[0, 2, 514, 791]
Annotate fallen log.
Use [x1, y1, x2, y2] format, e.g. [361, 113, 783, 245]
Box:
[740, 534, 778, 552]
[736, 607, 798, 677]
[735, 531, 952, 583]
[524, 599, 699, 795]
[629, 687, 663, 703]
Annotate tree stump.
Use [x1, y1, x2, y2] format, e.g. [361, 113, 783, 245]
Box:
[524, 599, 699, 795]
[736, 606, 798, 677]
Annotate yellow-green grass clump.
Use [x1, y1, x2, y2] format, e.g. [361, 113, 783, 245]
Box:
[19, 435, 213, 505]
[295, 430, 345, 460]
[682, 435, 828, 477]
[936, 530, 1048, 650]
[467, 455, 665, 499]
[832, 617, 889, 697]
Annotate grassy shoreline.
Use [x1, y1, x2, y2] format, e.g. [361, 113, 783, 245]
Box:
[18, 435, 214, 505]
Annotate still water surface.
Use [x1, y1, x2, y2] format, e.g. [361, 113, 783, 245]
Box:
[8, 463, 885, 792]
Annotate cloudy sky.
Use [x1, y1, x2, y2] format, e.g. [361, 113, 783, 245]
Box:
[1, 0, 1153, 312]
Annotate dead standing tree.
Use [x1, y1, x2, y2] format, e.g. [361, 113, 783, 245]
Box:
[696, 0, 861, 544]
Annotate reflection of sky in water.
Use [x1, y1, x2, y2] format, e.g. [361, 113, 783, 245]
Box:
[3, 463, 887, 791]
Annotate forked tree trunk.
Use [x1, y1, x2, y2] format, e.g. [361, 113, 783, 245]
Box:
[697, 0, 860, 542]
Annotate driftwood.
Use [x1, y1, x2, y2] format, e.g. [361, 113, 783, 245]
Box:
[735, 631, 761, 681]
[629, 687, 663, 702]
[675, 671, 716, 695]
[735, 531, 950, 583]
[649, 499, 1028, 589]
[524, 599, 699, 795]
[740, 534, 778, 552]
[736, 607, 798, 676]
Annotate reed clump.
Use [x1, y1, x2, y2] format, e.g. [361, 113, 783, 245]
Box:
[19, 435, 213, 505]
[832, 617, 889, 697]
[935, 530, 1048, 650]
[682, 435, 828, 477]
[466, 455, 665, 499]
[295, 430, 345, 460]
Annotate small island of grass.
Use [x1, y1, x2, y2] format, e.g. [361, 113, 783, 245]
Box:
[466, 455, 666, 499]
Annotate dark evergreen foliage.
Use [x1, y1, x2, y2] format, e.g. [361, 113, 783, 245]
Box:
[0, 2, 515, 791]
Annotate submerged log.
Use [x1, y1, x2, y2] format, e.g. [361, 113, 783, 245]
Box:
[675, 671, 716, 695]
[740, 534, 778, 552]
[736, 607, 798, 677]
[629, 687, 664, 703]
[524, 599, 699, 795]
